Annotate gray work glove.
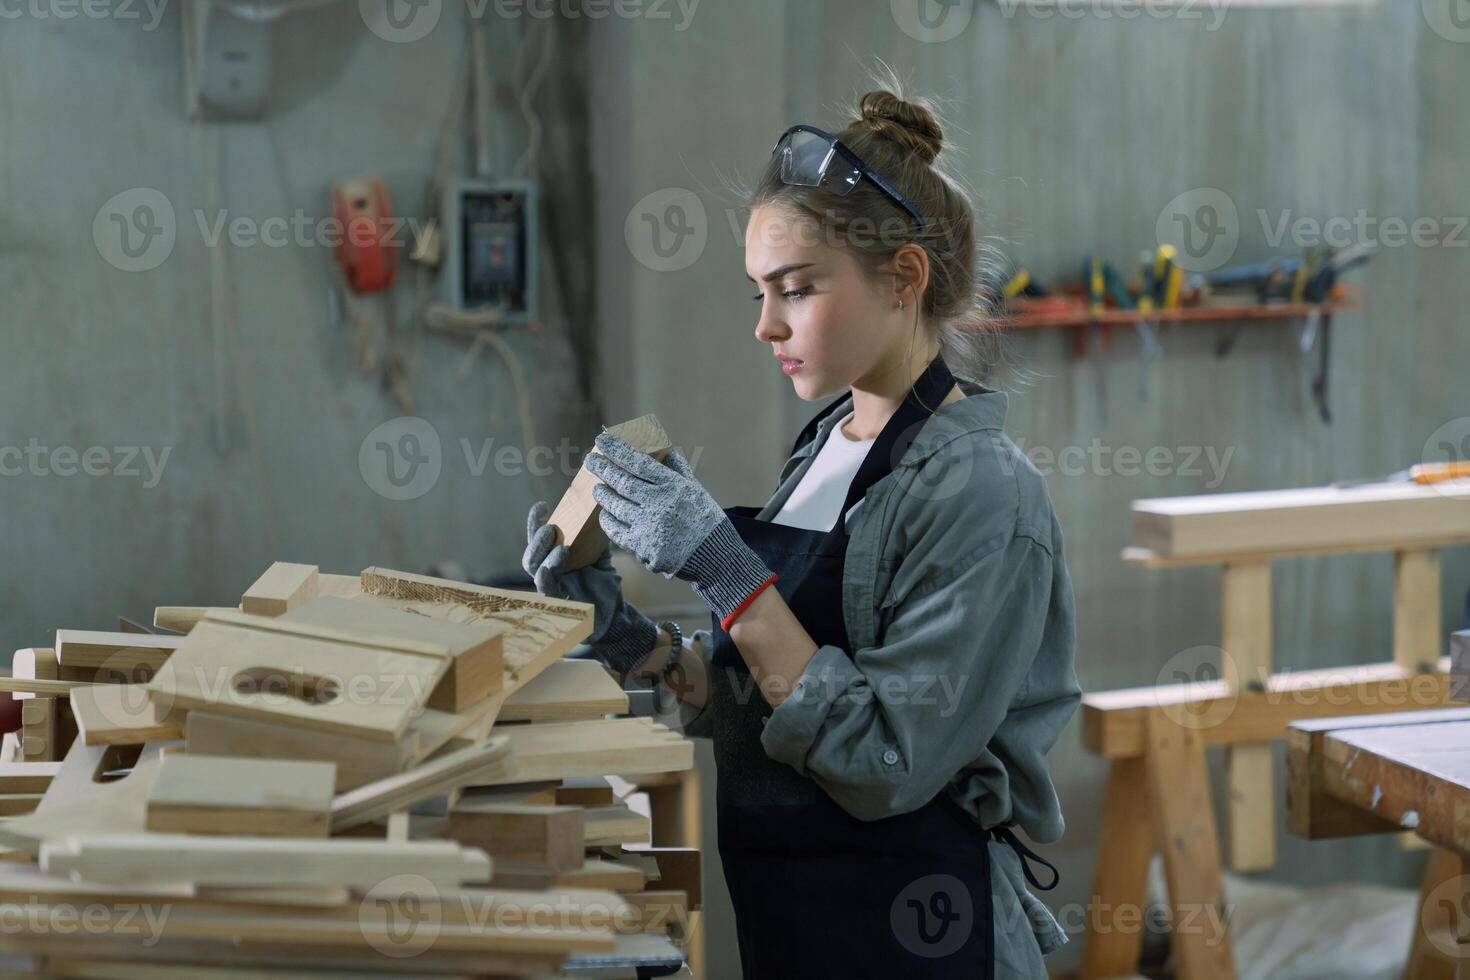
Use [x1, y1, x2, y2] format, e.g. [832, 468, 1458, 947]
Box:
[585, 432, 776, 628]
[522, 500, 659, 674]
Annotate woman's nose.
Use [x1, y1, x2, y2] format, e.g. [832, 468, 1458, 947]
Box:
[754, 308, 789, 344]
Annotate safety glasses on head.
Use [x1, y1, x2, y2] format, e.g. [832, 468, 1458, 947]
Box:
[772, 125, 928, 232]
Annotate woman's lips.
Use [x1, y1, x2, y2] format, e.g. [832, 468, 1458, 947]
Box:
[777, 355, 805, 375]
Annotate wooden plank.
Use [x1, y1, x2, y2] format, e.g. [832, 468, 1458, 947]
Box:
[1395, 548, 1444, 672]
[0, 793, 41, 815]
[1082, 657, 1459, 759]
[281, 595, 506, 713]
[631, 847, 702, 911]
[446, 803, 585, 872]
[1130, 481, 1470, 560]
[500, 657, 629, 723]
[184, 710, 409, 792]
[1143, 710, 1235, 980]
[146, 609, 450, 742]
[20, 695, 55, 763]
[0, 762, 61, 794]
[41, 834, 492, 888]
[1079, 756, 1154, 979]
[153, 606, 231, 634]
[330, 735, 516, 831]
[1285, 723, 1403, 840]
[583, 803, 650, 847]
[469, 718, 692, 786]
[71, 684, 186, 745]
[146, 755, 336, 837]
[547, 414, 672, 570]
[1221, 559, 1274, 872]
[557, 776, 617, 807]
[493, 855, 647, 892]
[0, 741, 173, 853]
[54, 631, 183, 672]
[0, 677, 97, 698]
[240, 561, 319, 617]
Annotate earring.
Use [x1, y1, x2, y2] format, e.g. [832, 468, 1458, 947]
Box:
[897, 299, 905, 311]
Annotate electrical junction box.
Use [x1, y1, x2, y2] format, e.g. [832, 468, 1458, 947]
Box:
[443, 179, 538, 325]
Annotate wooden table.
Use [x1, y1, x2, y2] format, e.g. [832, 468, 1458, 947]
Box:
[1288, 707, 1470, 978]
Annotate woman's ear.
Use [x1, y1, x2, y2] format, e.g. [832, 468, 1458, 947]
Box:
[889, 244, 930, 308]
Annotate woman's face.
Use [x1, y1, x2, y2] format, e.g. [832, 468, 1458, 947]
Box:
[745, 204, 902, 401]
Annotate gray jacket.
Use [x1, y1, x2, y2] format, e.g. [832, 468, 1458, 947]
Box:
[677, 384, 1081, 974]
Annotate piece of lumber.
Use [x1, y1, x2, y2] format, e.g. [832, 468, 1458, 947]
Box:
[152, 606, 233, 634]
[1081, 656, 1458, 759]
[630, 846, 702, 911]
[20, 697, 56, 763]
[447, 802, 585, 872]
[11, 647, 58, 700]
[583, 803, 650, 847]
[624, 889, 688, 935]
[1129, 481, 1470, 561]
[41, 833, 492, 888]
[317, 572, 364, 600]
[1143, 711, 1235, 979]
[54, 631, 184, 672]
[469, 718, 691, 786]
[1395, 548, 1444, 672]
[0, 741, 173, 853]
[500, 657, 629, 723]
[357, 567, 594, 683]
[1220, 559, 1274, 872]
[330, 735, 516, 831]
[145, 754, 336, 837]
[184, 710, 409, 792]
[557, 776, 616, 807]
[1079, 756, 1155, 978]
[146, 609, 451, 742]
[71, 684, 186, 746]
[0, 793, 41, 815]
[492, 855, 648, 892]
[1285, 719, 1406, 840]
[0, 677, 98, 698]
[547, 415, 672, 570]
[281, 595, 506, 712]
[0, 762, 61, 794]
[240, 561, 319, 617]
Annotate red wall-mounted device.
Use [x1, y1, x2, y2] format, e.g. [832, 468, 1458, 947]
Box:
[331, 177, 397, 293]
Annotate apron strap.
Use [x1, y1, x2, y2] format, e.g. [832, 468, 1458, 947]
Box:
[987, 824, 1061, 892]
[835, 355, 957, 534]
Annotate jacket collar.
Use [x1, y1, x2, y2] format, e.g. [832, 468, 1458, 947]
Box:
[792, 382, 1009, 470]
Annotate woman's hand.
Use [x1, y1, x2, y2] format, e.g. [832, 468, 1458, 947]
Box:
[585, 432, 777, 628]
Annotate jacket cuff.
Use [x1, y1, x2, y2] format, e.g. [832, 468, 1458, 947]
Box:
[759, 644, 855, 773]
[596, 601, 660, 675]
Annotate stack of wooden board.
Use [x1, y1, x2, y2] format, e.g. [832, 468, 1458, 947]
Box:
[0, 562, 699, 977]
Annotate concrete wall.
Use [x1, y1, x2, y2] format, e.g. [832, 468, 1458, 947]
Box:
[592, 1, 1470, 975]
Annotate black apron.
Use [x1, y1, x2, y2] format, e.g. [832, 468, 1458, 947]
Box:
[708, 356, 1059, 978]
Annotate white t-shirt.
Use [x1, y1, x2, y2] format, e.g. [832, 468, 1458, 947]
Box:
[771, 412, 877, 532]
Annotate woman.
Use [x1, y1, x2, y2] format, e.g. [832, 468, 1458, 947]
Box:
[523, 84, 1080, 978]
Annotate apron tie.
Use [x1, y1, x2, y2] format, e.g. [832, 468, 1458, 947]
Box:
[987, 824, 1060, 892]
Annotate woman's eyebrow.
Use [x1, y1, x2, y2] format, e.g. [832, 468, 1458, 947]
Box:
[746, 262, 815, 284]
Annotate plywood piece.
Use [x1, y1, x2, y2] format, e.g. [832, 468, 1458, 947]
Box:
[42, 833, 492, 888]
[71, 684, 185, 746]
[184, 710, 409, 792]
[0, 741, 173, 853]
[330, 735, 516, 831]
[282, 595, 506, 712]
[446, 803, 585, 872]
[240, 561, 319, 617]
[357, 567, 594, 685]
[1130, 480, 1470, 560]
[146, 754, 335, 837]
[470, 718, 692, 786]
[547, 414, 672, 570]
[146, 609, 450, 742]
[500, 657, 629, 723]
[54, 631, 184, 672]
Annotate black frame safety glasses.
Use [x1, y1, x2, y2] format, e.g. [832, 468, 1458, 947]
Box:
[772, 124, 928, 232]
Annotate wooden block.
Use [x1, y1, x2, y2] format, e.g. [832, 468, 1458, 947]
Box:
[41, 833, 492, 888]
[583, 804, 649, 847]
[0, 793, 42, 815]
[624, 890, 688, 934]
[1220, 559, 1274, 872]
[447, 803, 585, 872]
[0, 762, 62, 794]
[21, 696, 55, 763]
[557, 776, 616, 807]
[1395, 548, 1444, 672]
[500, 658, 629, 723]
[281, 596, 506, 713]
[10, 647, 58, 700]
[493, 856, 647, 892]
[631, 847, 702, 911]
[240, 561, 319, 617]
[547, 415, 672, 570]
[0, 677, 98, 698]
[145, 754, 335, 837]
[330, 735, 516, 831]
[146, 609, 451, 742]
[184, 710, 410, 792]
[0, 741, 174, 853]
[71, 684, 185, 746]
[153, 606, 230, 634]
[317, 572, 364, 600]
[1130, 481, 1470, 561]
[470, 718, 692, 786]
[54, 631, 184, 672]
